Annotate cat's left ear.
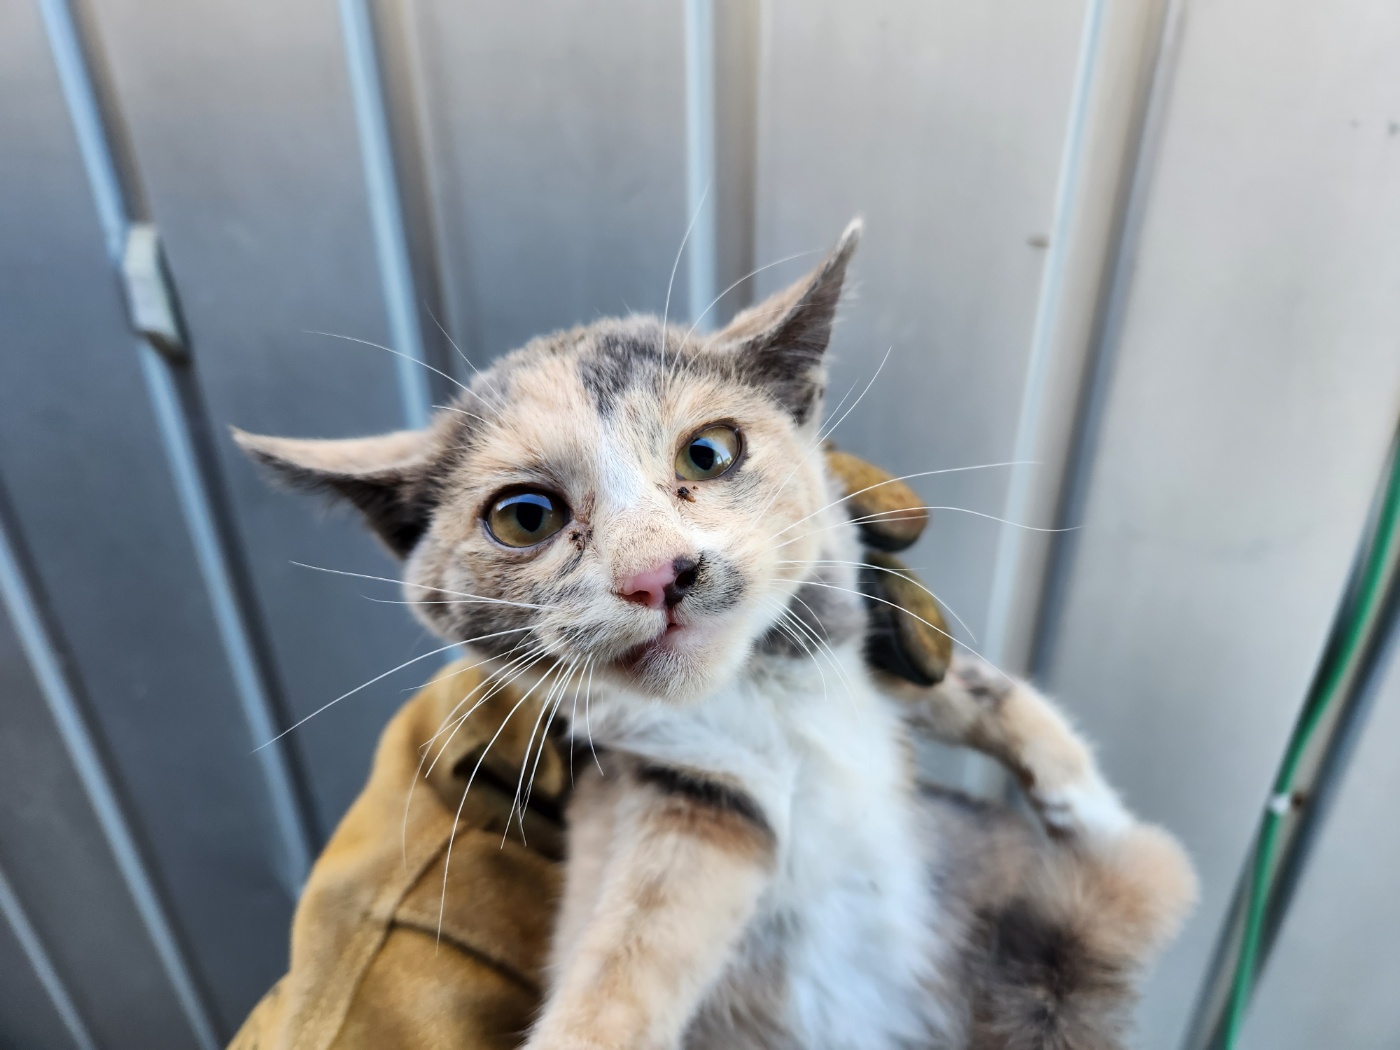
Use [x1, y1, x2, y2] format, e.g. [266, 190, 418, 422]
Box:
[715, 218, 861, 423]
[231, 427, 440, 557]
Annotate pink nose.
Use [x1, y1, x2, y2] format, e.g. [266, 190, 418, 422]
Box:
[617, 556, 699, 609]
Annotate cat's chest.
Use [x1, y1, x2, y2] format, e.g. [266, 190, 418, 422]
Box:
[584, 657, 941, 1048]
[584, 652, 933, 937]
[584, 650, 913, 840]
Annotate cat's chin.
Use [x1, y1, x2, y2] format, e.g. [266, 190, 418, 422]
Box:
[608, 623, 749, 702]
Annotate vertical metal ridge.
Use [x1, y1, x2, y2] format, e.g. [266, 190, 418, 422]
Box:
[38, 0, 317, 893]
[139, 351, 321, 886]
[685, 0, 720, 330]
[1029, 0, 1190, 679]
[0, 491, 220, 1050]
[981, 0, 1109, 668]
[338, 0, 436, 427]
[0, 864, 97, 1050]
[712, 0, 761, 322]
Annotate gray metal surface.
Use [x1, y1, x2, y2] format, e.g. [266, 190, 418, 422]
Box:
[0, 595, 188, 1049]
[412, 0, 689, 360]
[0, 864, 94, 1050]
[1244, 635, 1400, 1049]
[1039, 0, 1400, 1045]
[87, 0, 436, 838]
[753, 0, 1089, 650]
[3, 0, 1399, 1045]
[1, 0, 294, 1036]
[39, 0, 317, 898]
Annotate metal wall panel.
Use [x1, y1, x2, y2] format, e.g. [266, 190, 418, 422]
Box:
[0, 905, 82, 1050]
[1040, 0, 1400, 1045]
[0, 597, 192, 1046]
[0, 0, 294, 1033]
[87, 0, 435, 835]
[1245, 642, 1400, 1049]
[752, 0, 1090, 647]
[412, 0, 690, 362]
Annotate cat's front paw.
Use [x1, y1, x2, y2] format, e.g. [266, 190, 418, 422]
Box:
[945, 652, 1015, 707]
[912, 652, 1015, 739]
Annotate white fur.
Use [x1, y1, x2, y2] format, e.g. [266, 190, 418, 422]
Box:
[582, 643, 947, 1048]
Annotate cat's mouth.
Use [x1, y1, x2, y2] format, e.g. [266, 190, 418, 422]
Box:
[615, 613, 689, 674]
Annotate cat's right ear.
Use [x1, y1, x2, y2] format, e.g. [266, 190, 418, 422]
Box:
[713, 219, 861, 424]
[232, 427, 439, 557]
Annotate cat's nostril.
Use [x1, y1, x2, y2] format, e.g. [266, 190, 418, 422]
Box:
[664, 557, 699, 609]
[671, 557, 698, 594]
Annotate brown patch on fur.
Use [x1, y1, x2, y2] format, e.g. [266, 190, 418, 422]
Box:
[908, 658, 1198, 1048]
[920, 787, 1193, 1050]
[637, 770, 777, 866]
[533, 764, 774, 1050]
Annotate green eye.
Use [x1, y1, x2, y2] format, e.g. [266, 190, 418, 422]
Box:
[485, 490, 568, 548]
[676, 424, 742, 482]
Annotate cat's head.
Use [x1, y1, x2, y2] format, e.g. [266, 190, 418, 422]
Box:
[237, 221, 864, 701]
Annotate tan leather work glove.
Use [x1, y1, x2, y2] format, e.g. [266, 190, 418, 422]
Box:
[824, 448, 952, 687]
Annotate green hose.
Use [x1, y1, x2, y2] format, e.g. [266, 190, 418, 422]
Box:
[1222, 444, 1400, 1047]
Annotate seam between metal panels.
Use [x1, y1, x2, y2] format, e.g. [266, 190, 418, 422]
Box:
[0, 864, 97, 1050]
[1029, 0, 1190, 679]
[980, 0, 1108, 668]
[685, 0, 720, 330]
[37, 0, 316, 890]
[0, 490, 220, 1050]
[338, 0, 435, 428]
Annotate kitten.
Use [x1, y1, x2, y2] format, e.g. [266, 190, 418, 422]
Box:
[237, 221, 1196, 1049]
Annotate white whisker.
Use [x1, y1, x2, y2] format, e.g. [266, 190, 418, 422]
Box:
[583, 659, 603, 774]
[779, 558, 978, 642]
[291, 561, 554, 611]
[304, 329, 477, 402]
[423, 306, 510, 413]
[661, 181, 710, 371]
[676, 249, 823, 361]
[767, 461, 1036, 544]
[433, 403, 493, 427]
[400, 639, 540, 868]
[748, 346, 893, 535]
[780, 577, 1010, 681]
[779, 592, 858, 699]
[770, 504, 1074, 555]
[567, 656, 594, 785]
[818, 346, 892, 445]
[423, 646, 551, 777]
[254, 633, 523, 751]
[520, 657, 587, 833]
[506, 655, 577, 846]
[438, 646, 560, 941]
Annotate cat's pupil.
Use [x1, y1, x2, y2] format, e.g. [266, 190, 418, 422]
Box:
[690, 442, 717, 471]
[516, 502, 545, 532]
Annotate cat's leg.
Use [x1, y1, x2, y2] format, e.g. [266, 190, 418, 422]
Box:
[915, 658, 1197, 1047]
[548, 760, 622, 981]
[915, 654, 1197, 954]
[527, 762, 776, 1050]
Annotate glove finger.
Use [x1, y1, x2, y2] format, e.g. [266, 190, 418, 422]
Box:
[859, 552, 953, 686]
[824, 448, 927, 552]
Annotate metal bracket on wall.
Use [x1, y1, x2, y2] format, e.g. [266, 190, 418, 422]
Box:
[120, 223, 186, 360]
